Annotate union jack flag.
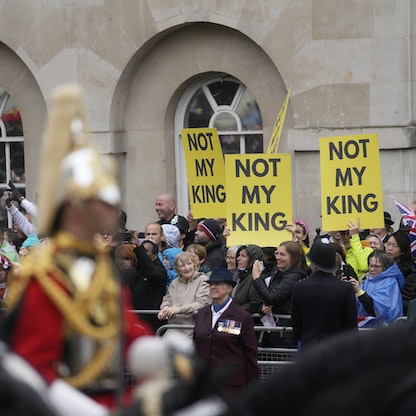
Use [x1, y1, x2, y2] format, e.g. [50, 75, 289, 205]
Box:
[391, 196, 416, 255]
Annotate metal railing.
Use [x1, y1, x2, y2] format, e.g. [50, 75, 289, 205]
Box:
[128, 310, 407, 382]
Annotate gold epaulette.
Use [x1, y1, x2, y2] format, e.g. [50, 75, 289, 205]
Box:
[5, 233, 122, 389]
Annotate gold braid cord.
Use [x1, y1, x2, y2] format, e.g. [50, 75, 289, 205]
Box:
[6, 232, 121, 389]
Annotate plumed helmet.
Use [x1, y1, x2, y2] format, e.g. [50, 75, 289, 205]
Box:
[36, 84, 121, 235]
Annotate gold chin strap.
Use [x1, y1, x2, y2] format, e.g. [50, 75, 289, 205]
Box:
[5, 231, 121, 389]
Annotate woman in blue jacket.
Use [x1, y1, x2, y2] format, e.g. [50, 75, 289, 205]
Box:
[350, 250, 404, 325]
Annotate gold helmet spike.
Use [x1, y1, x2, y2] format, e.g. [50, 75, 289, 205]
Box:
[36, 84, 121, 236]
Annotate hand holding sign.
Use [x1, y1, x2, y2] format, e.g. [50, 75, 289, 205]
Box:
[347, 218, 360, 236]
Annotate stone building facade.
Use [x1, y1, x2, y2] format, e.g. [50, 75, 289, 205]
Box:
[0, 0, 415, 235]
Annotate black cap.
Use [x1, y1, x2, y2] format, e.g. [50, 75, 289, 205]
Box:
[206, 267, 236, 287]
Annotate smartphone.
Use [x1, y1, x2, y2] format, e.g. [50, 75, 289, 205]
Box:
[258, 260, 265, 271]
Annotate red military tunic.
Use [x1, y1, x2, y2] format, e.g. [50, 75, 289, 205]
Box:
[5, 231, 152, 409]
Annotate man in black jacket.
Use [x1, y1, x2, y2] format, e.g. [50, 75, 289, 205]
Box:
[291, 239, 358, 350]
[194, 219, 226, 270]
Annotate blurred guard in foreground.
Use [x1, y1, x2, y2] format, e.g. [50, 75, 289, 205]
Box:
[1, 84, 151, 415]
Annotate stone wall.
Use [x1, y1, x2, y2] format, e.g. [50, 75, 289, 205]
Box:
[0, 0, 414, 234]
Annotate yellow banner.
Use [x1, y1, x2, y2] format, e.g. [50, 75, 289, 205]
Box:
[225, 154, 293, 246]
[320, 133, 384, 231]
[267, 87, 291, 154]
[181, 128, 226, 218]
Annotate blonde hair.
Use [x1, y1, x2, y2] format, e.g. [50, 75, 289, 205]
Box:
[174, 252, 198, 271]
[186, 244, 207, 261]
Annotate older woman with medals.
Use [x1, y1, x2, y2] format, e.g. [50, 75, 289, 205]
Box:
[193, 267, 260, 394]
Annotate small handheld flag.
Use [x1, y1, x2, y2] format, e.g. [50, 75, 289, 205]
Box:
[391, 195, 416, 255]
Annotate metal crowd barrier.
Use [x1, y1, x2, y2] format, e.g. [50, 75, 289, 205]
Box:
[129, 309, 406, 382]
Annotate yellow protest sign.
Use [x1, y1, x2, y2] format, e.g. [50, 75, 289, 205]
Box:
[225, 154, 293, 246]
[320, 133, 384, 231]
[181, 128, 226, 218]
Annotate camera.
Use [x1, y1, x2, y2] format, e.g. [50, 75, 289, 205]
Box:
[114, 231, 132, 242]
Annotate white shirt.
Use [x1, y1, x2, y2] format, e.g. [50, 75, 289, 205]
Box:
[210, 297, 232, 329]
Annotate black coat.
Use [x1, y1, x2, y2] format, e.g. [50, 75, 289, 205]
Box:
[130, 245, 167, 331]
[233, 269, 262, 315]
[204, 238, 226, 270]
[253, 265, 307, 316]
[291, 270, 358, 349]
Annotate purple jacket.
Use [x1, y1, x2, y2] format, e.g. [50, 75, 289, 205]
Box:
[193, 300, 260, 392]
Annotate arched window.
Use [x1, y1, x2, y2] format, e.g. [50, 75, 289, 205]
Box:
[0, 88, 26, 228]
[175, 74, 263, 214]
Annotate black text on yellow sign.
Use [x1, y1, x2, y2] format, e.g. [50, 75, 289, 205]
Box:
[182, 128, 226, 218]
[320, 134, 384, 231]
[225, 154, 292, 247]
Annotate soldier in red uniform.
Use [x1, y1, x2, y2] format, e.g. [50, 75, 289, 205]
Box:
[2, 84, 151, 416]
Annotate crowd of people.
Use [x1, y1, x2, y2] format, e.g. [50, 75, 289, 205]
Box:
[3, 183, 416, 358]
[1, 83, 415, 415]
[1, 177, 416, 407]
[109, 199, 416, 336]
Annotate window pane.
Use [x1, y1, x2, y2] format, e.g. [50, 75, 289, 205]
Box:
[208, 80, 239, 106]
[0, 89, 23, 136]
[185, 88, 214, 128]
[219, 134, 241, 154]
[245, 134, 263, 153]
[11, 142, 25, 183]
[235, 89, 263, 131]
[213, 112, 238, 131]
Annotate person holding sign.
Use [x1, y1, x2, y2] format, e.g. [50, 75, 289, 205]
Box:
[194, 219, 226, 270]
[155, 194, 191, 249]
[326, 218, 373, 280]
[285, 219, 311, 256]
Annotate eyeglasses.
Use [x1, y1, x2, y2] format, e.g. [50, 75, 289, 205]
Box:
[385, 242, 398, 248]
[369, 264, 383, 269]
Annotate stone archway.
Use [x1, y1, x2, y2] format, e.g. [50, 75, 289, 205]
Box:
[0, 42, 46, 200]
[113, 23, 287, 230]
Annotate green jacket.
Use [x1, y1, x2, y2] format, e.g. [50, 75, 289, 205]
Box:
[345, 234, 373, 279]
